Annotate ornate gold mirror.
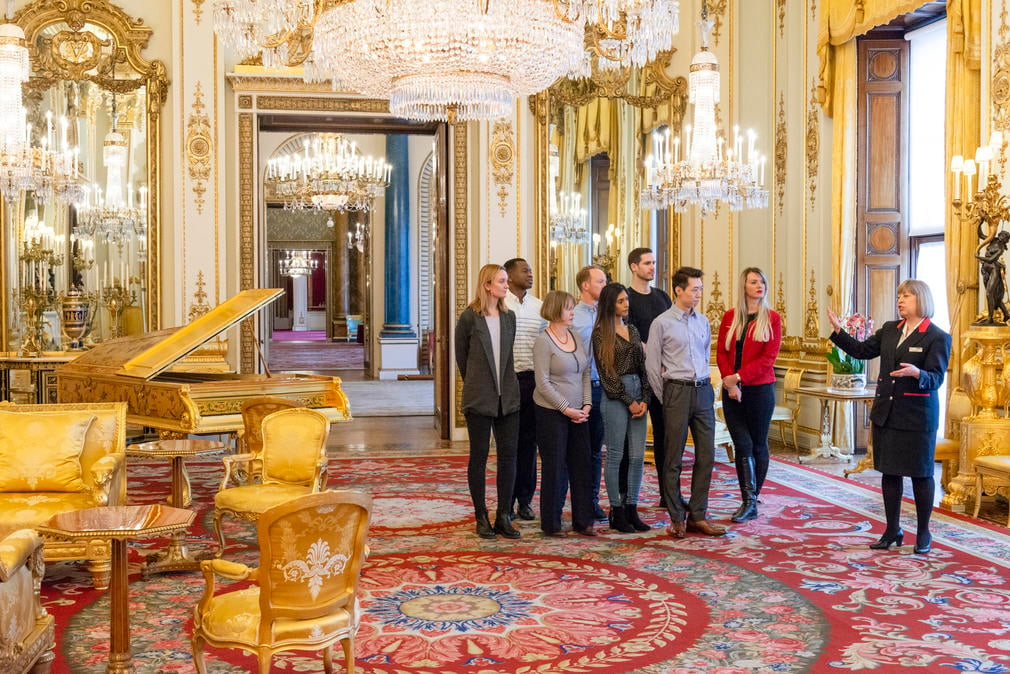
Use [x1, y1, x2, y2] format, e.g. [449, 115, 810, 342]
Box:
[533, 53, 687, 291]
[1, 0, 166, 353]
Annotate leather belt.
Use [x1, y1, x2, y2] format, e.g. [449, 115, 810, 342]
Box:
[666, 377, 711, 388]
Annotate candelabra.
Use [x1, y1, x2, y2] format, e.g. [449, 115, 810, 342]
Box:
[15, 238, 63, 355]
[591, 223, 621, 280]
[549, 192, 590, 245]
[101, 282, 137, 340]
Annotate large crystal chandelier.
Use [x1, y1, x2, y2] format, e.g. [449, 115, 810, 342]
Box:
[0, 16, 78, 203]
[279, 249, 318, 277]
[550, 192, 590, 244]
[640, 1, 768, 216]
[557, 0, 679, 72]
[264, 133, 391, 212]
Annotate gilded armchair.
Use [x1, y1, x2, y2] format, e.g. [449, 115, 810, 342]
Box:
[0, 529, 55, 673]
[192, 490, 372, 674]
[771, 367, 806, 452]
[213, 407, 331, 556]
[0, 402, 127, 589]
[223, 396, 302, 487]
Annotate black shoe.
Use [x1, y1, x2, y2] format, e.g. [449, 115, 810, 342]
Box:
[593, 505, 607, 522]
[475, 513, 496, 539]
[869, 529, 904, 550]
[494, 513, 521, 539]
[913, 532, 932, 554]
[732, 456, 759, 523]
[609, 507, 635, 533]
[625, 504, 651, 532]
[731, 499, 758, 523]
[517, 503, 535, 520]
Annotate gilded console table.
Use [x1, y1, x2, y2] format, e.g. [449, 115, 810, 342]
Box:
[0, 352, 75, 404]
[796, 384, 876, 463]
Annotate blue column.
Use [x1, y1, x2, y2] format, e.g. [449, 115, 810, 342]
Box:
[381, 134, 415, 338]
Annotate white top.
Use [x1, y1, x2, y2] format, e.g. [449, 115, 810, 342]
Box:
[505, 291, 546, 373]
[484, 314, 501, 394]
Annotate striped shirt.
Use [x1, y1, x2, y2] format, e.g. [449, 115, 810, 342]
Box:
[505, 291, 546, 372]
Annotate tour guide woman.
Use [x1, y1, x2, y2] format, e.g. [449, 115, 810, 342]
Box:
[455, 263, 522, 540]
[716, 267, 782, 523]
[827, 279, 950, 554]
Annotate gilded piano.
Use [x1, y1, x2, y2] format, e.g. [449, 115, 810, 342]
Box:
[56, 289, 350, 434]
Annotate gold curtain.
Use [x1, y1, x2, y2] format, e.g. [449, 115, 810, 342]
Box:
[944, 0, 982, 405]
[817, 0, 934, 115]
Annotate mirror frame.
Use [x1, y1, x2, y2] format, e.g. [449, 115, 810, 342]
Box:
[532, 55, 688, 290]
[9, 0, 168, 340]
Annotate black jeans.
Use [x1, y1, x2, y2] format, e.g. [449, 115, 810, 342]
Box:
[535, 405, 595, 533]
[465, 406, 519, 516]
[647, 394, 666, 498]
[513, 370, 539, 508]
[721, 382, 775, 492]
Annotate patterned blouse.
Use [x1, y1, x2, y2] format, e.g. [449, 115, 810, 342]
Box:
[592, 324, 652, 407]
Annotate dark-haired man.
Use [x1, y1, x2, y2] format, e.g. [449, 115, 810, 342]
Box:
[626, 247, 673, 509]
[504, 257, 547, 521]
[645, 266, 726, 538]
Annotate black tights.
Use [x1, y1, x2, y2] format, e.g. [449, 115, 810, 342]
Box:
[880, 474, 934, 536]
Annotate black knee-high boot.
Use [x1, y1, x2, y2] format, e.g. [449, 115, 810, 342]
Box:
[731, 455, 758, 522]
[870, 474, 904, 549]
[911, 476, 934, 553]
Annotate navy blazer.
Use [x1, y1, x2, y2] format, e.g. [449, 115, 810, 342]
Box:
[830, 318, 951, 433]
[455, 307, 521, 418]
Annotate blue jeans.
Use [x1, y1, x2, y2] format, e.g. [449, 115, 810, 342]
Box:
[601, 374, 648, 507]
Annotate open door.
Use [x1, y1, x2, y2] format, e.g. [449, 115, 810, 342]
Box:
[432, 123, 451, 438]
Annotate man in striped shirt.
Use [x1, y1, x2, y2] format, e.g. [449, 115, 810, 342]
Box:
[505, 258, 547, 521]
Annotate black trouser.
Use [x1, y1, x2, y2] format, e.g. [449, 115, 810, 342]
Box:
[647, 394, 666, 498]
[513, 370, 539, 508]
[465, 406, 519, 516]
[720, 382, 775, 494]
[589, 382, 605, 508]
[535, 405, 595, 533]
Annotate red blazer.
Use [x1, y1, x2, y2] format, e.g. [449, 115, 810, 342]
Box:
[716, 309, 782, 386]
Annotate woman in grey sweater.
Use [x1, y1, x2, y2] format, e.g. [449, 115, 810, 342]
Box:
[533, 290, 595, 536]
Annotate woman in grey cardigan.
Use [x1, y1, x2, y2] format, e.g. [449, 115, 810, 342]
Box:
[455, 264, 522, 540]
[533, 290, 595, 537]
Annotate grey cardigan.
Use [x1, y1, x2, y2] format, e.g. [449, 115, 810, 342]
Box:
[455, 307, 521, 417]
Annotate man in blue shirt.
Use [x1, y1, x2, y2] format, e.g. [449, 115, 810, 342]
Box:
[572, 265, 608, 521]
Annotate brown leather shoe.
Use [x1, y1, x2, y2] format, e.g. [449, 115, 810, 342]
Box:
[686, 519, 727, 536]
[667, 521, 686, 538]
[574, 525, 598, 537]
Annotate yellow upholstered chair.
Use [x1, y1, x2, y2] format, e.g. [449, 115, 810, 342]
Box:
[0, 529, 55, 674]
[225, 396, 303, 486]
[192, 490, 371, 674]
[770, 367, 806, 451]
[0, 402, 127, 589]
[213, 408, 330, 556]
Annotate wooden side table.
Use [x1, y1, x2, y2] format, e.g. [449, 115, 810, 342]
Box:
[126, 439, 224, 576]
[40, 505, 193, 673]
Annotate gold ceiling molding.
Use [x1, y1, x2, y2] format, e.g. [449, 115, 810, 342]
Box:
[805, 79, 820, 210]
[775, 93, 787, 216]
[777, 0, 787, 37]
[490, 120, 514, 218]
[547, 51, 687, 114]
[186, 82, 212, 215]
[803, 268, 820, 339]
[256, 95, 389, 114]
[994, 0, 1010, 176]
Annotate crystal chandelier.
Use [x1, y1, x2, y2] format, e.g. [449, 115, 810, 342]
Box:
[640, 1, 768, 216]
[279, 249, 318, 278]
[265, 133, 391, 212]
[303, 0, 586, 122]
[550, 192, 590, 244]
[556, 0, 679, 71]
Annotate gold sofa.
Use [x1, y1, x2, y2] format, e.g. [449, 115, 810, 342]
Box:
[0, 529, 55, 673]
[0, 402, 127, 589]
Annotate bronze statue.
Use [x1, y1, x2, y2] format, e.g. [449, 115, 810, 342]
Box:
[976, 225, 1010, 325]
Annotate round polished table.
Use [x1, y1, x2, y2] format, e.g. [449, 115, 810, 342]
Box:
[40, 504, 194, 673]
[126, 438, 224, 575]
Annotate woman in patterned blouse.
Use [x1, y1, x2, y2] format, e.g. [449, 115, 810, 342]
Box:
[592, 283, 652, 533]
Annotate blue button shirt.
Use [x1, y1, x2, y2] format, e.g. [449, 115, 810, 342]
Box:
[572, 300, 599, 383]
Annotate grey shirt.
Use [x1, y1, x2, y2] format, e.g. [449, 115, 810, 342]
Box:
[533, 329, 592, 412]
[645, 304, 712, 397]
[572, 301, 599, 383]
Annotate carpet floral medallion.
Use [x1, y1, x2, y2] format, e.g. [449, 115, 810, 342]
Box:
[43, 454, 1010, 673]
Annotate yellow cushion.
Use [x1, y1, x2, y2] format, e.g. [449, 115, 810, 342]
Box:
[199, 586, 352, 645]
[0, 492, 97, 540]
[215, 484, 315, 514]
[0, 410, 96, 493]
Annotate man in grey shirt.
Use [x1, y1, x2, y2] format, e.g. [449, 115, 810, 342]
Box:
[645, 266, 727, 539]
[572, 265, 608, 521]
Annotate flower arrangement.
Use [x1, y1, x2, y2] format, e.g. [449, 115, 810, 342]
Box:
[826, 313, 874, 374]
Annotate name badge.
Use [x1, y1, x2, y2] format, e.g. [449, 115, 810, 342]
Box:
[909, 346, 923, 352]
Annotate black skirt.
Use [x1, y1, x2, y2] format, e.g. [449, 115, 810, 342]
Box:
[870, 423, 936, 477]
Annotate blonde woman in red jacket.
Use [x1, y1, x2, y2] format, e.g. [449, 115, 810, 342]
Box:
[716, 267, 783, 522]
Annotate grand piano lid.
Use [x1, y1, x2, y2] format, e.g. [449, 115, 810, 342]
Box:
[59, 288, 284, 380]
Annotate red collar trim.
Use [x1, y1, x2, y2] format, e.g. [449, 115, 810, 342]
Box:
[896, 318, 930, 332]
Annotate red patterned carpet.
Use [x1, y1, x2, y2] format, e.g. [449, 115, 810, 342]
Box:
[42, 452, 1010, 673]
[267, 340, 364, 371]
